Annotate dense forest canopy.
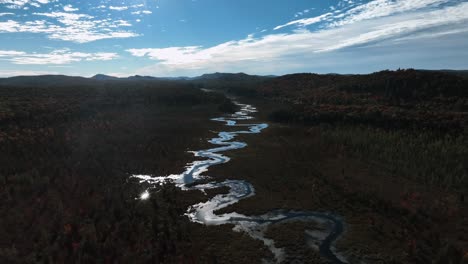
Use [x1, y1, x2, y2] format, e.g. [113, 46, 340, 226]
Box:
[1, 69, 467, 263]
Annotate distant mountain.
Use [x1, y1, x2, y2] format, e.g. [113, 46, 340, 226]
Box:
[0, 72, 274, 87]
[159, 76, 192, 81]
[0, 75, 92, 87]
[194, 72, 269, 81]
[126, 75, 160, 81]
[91, 74, 161, 81]
[2, 71, 465, 90]
[89, 72, 270, 82]
[0, 74, 194, 88]
[91, 74, 191, 81]
[91, 74, 120, 81]
[259, 69, 468, 100]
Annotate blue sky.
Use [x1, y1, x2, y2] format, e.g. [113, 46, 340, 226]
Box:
[0, 0, 467, 77]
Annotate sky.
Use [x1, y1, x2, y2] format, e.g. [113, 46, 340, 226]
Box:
[0, 0, 467, 77]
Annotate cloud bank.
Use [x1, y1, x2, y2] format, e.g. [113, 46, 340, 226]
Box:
[0, 0, 142, 43]
[126, 0, 468, 76]
[0, 49, 118, 64]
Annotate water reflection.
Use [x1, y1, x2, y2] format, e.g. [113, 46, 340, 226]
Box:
[140, 190, 150, 200]
[132, 102, 348, 264]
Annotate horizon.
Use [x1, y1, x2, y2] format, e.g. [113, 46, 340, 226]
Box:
[1, 0, 468, 77]
[1, 68, 468, 79]
[2, 68, 468, 79]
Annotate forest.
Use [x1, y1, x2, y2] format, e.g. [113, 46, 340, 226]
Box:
[200, 69, 468, 263]
[1, 70, 467, 263]
[0, 80, 263, 263]
[257, 69, 468, 191]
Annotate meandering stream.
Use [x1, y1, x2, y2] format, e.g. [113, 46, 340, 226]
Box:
[132, 102, 348, 264]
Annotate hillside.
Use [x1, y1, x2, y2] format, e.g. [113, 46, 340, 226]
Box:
[256, 69, 468, 133]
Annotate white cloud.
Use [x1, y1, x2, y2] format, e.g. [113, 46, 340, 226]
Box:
[0, 11, 139, 43]
[83, 52, 119, 62]
[329, 0, 451, 27]
[114, 20, 132, 27]
[34, 12, 93, 21]
[274, 0, 451, 30]
[0, 49, 119, 65]
[131, 10, 152, 15]
[127, 46, 206, 64]
[293, 8, 313, 18]
[0, 70, 59, 77]
[0, 0, 28, 5]
[319, 2, 468, 52]
[126, 1, 468, 76]
[0, 0, 54, 9]
[63, 4, 78, 12]
[109, 6, 129, 11]
[275, 0, 452, 31]
[0, 50, 26, 56]
[274, 13, 333, 30]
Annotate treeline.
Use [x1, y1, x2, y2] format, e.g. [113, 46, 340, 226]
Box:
[260, 69, 468, 132]
[338, 69, 467, 100]
[190, 72, 268, 97]
[259, 69, 468, 102]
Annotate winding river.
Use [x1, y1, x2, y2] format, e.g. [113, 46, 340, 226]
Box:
[132, 102, 348, 264]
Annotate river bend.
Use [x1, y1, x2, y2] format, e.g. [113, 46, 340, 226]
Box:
[132, 102, 348, 264]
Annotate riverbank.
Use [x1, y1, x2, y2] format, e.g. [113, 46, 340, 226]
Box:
[208, 98, 468, 263]
[0, 83, 253, 262]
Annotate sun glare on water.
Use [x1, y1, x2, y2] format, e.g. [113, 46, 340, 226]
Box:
[140, 190, 150, 200]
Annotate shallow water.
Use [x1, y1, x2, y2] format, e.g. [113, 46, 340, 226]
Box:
[132, 102, 348, 264]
